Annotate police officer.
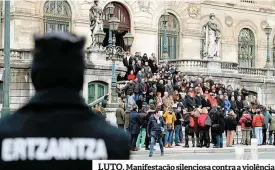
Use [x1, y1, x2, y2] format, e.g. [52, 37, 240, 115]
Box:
[0, 33, 130, 169]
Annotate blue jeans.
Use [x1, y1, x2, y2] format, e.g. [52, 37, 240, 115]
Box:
[165, 130, 173, 145]
[134, 94, 139, 101]
[150, 136, 164, 153]
[174, 125, 181, 144]
[255, 127, 263, 145]
[252, 128, 256, 138]
[216, 134, 223, 147]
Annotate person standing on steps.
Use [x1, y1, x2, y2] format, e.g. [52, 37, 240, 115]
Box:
[147, 109, 165, 157]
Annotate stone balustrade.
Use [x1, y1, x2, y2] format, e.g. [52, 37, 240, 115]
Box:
[238, 67, 271, 76]
[0, 48, 32, 61]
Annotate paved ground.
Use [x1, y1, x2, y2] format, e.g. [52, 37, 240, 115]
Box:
[131, 152, 275, 160]
[131, 143, 275, 156]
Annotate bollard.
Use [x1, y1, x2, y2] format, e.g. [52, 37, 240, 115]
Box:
[251, 138, 258, 160]
[235, 146, 244, 159]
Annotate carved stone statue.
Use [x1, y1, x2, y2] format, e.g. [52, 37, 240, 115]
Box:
[89, 0, 103, 48]
[202, 13, 221, 59]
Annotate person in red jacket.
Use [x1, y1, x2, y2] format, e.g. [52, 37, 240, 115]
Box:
[128, 70, 136, 81]
[252, 109, 264, 145]
[239, 111, 252, 145]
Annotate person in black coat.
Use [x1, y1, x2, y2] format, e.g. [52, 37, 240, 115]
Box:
[129, 106, 143, 151]
[145, 106, 156, 150]
[147, 109, 165, 157]
[0, 33, 130, 169]
[186, 92, 196, 112]
[195, 92, 202, 108]
[212, 107, 225, 148]
[202, 95, 211, 111]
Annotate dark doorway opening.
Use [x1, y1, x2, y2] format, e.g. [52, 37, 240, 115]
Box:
[103, 29, 127, 49]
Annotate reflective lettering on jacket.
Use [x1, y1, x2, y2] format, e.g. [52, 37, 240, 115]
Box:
[1, 138, 108, 161]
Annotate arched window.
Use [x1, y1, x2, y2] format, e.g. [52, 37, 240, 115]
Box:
[102, 2, 131, 50]
[43, 1, 72, 33]
[158, 13, 180, 60]
[88, 81, 108, 104]
[238, 28, 255, 67]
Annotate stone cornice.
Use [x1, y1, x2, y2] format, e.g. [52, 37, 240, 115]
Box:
[202, 1, 275, 15]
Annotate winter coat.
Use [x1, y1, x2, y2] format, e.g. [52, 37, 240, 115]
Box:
[239, 114, 252, 129]
[270, 115, 275, 131]
[224, 99, 231, 114]
[211, 111, 225, 135]
[147, 115, 165, 137]
[225, 114, 237, 131]
[263, 111, 272, 129]
[163, 111, 176, 130]
[116, 107, 125, 125]
[252, 114, 264, 127]
[129, 111, 142, 134]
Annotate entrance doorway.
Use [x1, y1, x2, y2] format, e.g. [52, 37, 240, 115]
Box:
[103, 2, 130, 50]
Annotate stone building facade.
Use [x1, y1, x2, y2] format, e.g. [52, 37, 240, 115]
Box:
[1, 0, 275, 112]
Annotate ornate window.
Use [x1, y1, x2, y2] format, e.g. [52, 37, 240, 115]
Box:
[238, 28, 255, 67]
[88, 81, 108, 104]
[158, 13, 180, 60]
[43, 1, 72, 33]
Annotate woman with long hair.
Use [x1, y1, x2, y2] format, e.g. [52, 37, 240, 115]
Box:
[225, 110, 237, 147]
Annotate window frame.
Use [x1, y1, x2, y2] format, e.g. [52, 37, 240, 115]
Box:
[43, 0, 72, 33]
[88, 82, 108, 104]
[158, 13, 180, 60]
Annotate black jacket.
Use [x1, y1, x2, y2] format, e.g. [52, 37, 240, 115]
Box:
[147, 115, 164, 137]
[0, 89, 130, 169]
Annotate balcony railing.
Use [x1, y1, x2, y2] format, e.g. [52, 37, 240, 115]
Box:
[0, 49, 32, 61]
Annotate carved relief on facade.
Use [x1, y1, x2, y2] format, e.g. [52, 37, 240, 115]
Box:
[188, 3, 199, 18]
[225, 16, 233, 27]
[261, 20, 268, 31]
[138, 0, 151, 12]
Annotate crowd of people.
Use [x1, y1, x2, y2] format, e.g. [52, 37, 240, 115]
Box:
[114, 52, 275, 157]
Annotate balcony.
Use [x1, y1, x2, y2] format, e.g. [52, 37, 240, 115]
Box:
[160, 59, 275, 81]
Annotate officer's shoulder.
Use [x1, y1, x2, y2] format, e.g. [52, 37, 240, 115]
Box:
[0, 113, 24, 132]
[89, 112, 129, 142]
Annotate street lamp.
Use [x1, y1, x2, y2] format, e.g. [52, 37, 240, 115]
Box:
[96, 14, 134, 106]
[162, 11, 169, 60]
[106, 3, 115, 46]
[264, 24, 273, 68]
[1, 0, 10, 116]
[94, 29, 106, 45]
[123, 32, 134, 51]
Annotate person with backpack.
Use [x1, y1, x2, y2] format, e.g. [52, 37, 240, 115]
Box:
[182, 110, 195, 147]
[198, 107, 211, 148]
[225, 110, 237, 147]
[252, 109, 265, 146]
[239, 111, 252, 145]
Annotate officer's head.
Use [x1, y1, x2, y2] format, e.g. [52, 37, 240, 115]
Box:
[31, 33, 86, 92]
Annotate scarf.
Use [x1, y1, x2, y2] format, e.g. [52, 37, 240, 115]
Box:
[155, 115, 160, 124]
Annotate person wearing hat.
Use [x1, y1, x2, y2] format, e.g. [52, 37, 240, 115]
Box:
[0, 33, 130, 167]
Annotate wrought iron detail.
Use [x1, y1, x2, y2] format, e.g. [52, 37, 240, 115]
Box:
[105, 45, 125, 60]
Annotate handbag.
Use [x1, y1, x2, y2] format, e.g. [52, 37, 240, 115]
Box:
[205, 115, 212, 127]
[166, 124, 173, 131]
